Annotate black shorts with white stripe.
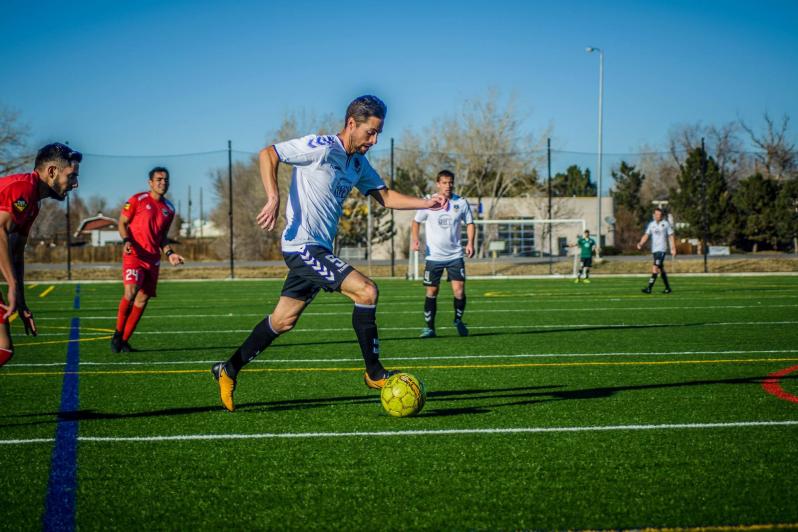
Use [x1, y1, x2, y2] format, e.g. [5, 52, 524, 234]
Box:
[281, 245, 355, 301]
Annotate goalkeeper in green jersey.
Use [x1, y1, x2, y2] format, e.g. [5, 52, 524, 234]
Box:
[570, 230, 596, 283]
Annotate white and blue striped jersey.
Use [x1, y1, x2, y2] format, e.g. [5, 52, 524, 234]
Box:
[273, 134, 386, 252]
[645, 219, 674, 253]
[414, 194, 474, 261]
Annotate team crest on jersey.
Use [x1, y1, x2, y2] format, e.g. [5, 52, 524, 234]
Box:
[123, 202, 131, 211]
[453, 204, 460, 211]
[146, 204, 152, 210]
[162, 208, 169, 217]
[13, 198, 28, 212]
[353, 158, 361, 172]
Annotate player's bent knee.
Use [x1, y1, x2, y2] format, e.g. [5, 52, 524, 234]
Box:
[358, 281, 379, 306]
[270, 315, 297, 333]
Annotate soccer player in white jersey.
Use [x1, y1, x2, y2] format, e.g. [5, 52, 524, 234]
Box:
[637, 207, 676, 294]
[411, 170, 475, 338]
[211, 95, 447, 412]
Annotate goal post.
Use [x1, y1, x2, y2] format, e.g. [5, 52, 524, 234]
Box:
[408, 218, 587, 279]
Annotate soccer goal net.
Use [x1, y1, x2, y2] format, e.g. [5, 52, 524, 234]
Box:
[408, 218, 587, 279]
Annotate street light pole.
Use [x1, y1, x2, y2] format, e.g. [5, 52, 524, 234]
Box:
[586, 46, 604, 257]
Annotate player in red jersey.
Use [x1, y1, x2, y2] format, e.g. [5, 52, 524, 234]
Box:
[112, 167, 184, 353]
[0, 143, 81, 367]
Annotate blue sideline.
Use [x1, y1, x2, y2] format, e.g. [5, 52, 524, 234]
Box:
[43, 286, 80, 531]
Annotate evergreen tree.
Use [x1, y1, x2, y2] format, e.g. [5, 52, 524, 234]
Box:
[731, 174, 780, 251]
[669, 147, 733, 243]
[551, 165, 597, 197]
[774, 179, 798, 251]
[610, 161, 647, 250]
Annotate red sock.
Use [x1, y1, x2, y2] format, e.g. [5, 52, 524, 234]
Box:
[116, 297, 133, 332]
[122, 304, 145, 341]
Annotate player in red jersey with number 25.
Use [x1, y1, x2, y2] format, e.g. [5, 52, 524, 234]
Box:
[112, 167, 184, 353]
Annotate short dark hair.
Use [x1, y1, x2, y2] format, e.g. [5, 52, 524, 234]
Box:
[584, 229, 590, 234]
[436, 170, 455, 182]
[34, 143, 82, 170]
[345, 95, 387, 125]
[148, 166, 170, 180]
[654, 207, 664, 214]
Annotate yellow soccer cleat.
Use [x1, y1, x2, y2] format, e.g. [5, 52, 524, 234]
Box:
[364, 369, 399, 390]
[211, 362, 236, 412]
[583, 279, 591, 284]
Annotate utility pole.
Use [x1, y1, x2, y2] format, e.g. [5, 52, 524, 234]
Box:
[547, 137, 553, 275]
[701, 137, 708, 274]
[390, 137, 395, 277]
[187, 185, 192, 238]
[228, 140, 234, 279]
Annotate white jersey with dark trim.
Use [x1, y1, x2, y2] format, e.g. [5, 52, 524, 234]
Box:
[273, 134, 386, 252]
[414, 194, 474, 261]
[645, 219, 674, 253]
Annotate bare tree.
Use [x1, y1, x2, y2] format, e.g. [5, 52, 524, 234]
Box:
[0, 104, 32, 175]
[740, 113, 797, 181]
[667, 121, 750, 185]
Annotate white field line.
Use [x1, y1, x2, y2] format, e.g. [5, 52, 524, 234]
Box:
[2, 420, 797, 446]
[33, 292, 798, 308]
[31, 303, 798, 321]
[26, 271, 798, 286]
[10, 348, 798, 368]
[45, 320, 798, 337]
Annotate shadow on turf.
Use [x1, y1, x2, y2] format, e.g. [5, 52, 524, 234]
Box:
[137, 322, 713, 353]
[3, 375, 794, 427]
[409, 374, 798, 415]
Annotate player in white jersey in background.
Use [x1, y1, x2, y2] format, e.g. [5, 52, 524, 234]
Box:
[211, 95, 447, 412]
[637, 207, 676, 294]
[411, 170, 475, 338]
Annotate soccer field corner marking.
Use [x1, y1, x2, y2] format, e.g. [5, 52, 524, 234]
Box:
[762, 365, 798, 404]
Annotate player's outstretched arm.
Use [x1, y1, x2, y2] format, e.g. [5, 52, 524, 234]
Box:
[0, 213, 18, 319]
[256, 146, 281, 231]
[371, 188, 447, 211]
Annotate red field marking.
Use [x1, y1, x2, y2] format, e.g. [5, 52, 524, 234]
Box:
[762, 365, 798, 404]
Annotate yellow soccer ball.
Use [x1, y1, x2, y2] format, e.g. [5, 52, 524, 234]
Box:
[380, 373, 426, 417]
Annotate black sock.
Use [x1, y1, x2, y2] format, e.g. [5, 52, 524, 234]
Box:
[585, 269, 590, 279]
[225, 316, 279, 378]
[353, 304, 382, 378]
[454, 296, 466, 322]
[424, 296, 437, 330]
[661, 270, 670, 289]
[648, 273, 658, 289]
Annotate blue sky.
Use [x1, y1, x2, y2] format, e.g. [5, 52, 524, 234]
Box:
[2, 0, 797, 211]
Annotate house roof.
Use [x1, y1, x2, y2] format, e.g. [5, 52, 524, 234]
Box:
[74, 213, 117, 237]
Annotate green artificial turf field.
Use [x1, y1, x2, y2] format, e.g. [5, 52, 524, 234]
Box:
[2, 275, 798, 530]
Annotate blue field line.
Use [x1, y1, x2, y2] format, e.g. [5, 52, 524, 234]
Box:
[43, 286, 80, 532]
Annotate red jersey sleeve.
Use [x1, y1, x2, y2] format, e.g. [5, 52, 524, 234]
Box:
[0, 180, 38, 234]
[121, 194, 139, 221]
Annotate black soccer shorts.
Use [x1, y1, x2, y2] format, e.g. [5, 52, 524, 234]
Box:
[423, 258, 466, 287]
[581, 257, 593, 268]
[653, 252, 667, 268]
[281, 245, 355, 301]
